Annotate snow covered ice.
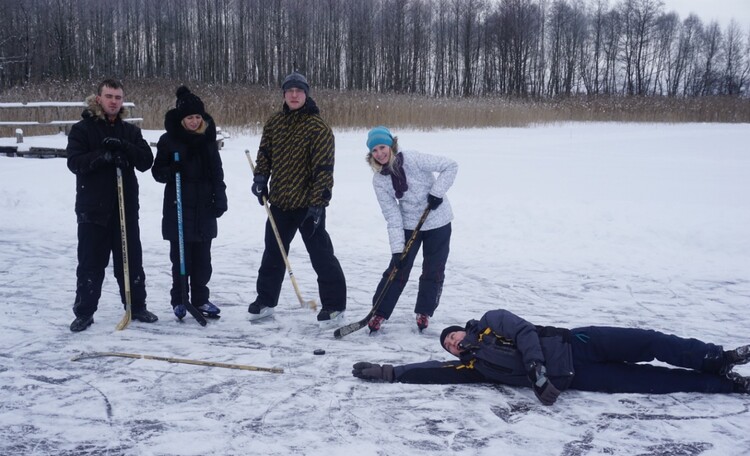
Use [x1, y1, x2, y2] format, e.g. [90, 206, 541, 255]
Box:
[1, 123, 749, 455]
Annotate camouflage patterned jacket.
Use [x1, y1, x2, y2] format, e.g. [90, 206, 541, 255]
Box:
[254, 98, 335, 211]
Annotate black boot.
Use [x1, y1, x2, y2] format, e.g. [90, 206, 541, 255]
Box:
[131, 308, 158, 323]
[722, 344, 750, 374]
[727, 372, 750, 394]
[703, 344, 750, 375]
[70, 315, 94, 332]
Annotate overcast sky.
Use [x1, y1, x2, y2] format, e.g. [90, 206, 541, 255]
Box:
[660, 0, 750, 28]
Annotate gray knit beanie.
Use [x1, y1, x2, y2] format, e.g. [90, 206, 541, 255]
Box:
[281, 71, 310, 96]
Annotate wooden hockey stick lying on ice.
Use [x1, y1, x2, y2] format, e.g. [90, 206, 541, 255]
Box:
[71, 351, 283, 373]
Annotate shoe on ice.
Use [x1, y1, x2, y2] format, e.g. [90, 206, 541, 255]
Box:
[198, 302, 221, 319]
[317, 309, 345, 329]
[173, 304, 187, 320]
[727, 372, 750, 394]
[70, 315, 94, 332]
[317, 309, 344, 321]
[248, 302, 275, 321]
[368, 315, 385, 333]
[416, 313, 430, 331]
[131, 308, 159, 323]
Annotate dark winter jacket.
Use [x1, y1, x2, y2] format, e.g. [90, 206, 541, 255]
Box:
[66, 95, 153, 226]
[254, 98, 335, 211]
[393, 309, 576, 390]
[152, 109, 227, 242]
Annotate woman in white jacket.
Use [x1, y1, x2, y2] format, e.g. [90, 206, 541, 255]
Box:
[365, 126, 458, 333]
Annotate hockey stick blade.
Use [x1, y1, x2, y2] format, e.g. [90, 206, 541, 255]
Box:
[333, 313, 372, 339]
[115, 309, 131, 331]
[300, 298, 317, 311]
[185, 301, 208, 326]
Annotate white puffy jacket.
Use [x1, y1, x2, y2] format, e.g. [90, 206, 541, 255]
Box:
[372, 150, 458, 253]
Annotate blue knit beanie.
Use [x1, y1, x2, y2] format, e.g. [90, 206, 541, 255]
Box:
[367, 126, 394, 151]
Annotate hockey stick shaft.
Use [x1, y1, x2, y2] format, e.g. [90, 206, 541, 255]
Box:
[245, 150, 317, 311]
[175, 152, 208, 326]
[115, 167, 132, 331]
[334, 206, 432, 338]
[71, 351, 283, 373]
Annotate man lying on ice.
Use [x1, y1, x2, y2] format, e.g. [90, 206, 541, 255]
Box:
[352, 308, 750, 405]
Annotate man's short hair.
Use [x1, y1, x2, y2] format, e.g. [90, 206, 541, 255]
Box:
[97, 79, 125, 95]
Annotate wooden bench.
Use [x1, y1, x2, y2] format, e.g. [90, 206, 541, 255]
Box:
[1, 101, 229, 158]
[0, 101, 143, 142]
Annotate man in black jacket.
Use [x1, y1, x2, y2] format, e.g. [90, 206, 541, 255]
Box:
[66, 79, 158, 332]
[353, 309, 750, 404]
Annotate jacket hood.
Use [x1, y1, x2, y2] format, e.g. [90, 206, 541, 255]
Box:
[81, 94, 130, 121]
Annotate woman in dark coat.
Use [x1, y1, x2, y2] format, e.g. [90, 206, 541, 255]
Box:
[153, 86, 227, 319]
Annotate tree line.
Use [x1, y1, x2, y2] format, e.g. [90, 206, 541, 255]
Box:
[1, 0, 748, 98]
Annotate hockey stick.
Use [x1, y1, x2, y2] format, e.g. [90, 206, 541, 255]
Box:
[334, 206, 432, 339]
[245, 150, 317, 311]
[114, 167, 132, 331]
[174, 152, 208, 326]
[71, 351, 283, 373]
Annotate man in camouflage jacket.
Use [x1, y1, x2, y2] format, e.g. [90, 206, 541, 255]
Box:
[249, 71, 347, 324]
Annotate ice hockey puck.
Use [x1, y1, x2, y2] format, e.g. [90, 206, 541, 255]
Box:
[313, 349, 326, 355]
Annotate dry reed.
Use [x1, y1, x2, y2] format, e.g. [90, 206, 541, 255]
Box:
[1, 80, 749, 138]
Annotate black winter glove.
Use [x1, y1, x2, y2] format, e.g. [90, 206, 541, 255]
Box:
[96, 150, 129, 169]
[390, 253, 405, 270]
[170, 160, 183, 176]
[251, 175, 268, 205]
[111, 151, 130, 169]
[89, 151, 110, 170]
[352, 362, 395, 382]
[427, 194, 443, 210]
[102, 137, 123, 152]
[214, 195, 228, 218]
[302, 206, 323, 237]
[527, 361, 561, 406]
[214, 203, 227, 218]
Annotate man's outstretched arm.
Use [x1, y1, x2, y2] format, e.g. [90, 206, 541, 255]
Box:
[353, 360, 487, 384]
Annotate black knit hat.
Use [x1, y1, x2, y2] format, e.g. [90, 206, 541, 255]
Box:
[281, 71, 310, 96]
[440, 325, 465, 353]
[175, 86, 205, 118]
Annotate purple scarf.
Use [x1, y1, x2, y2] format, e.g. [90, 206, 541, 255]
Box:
[380, 152, 408, 199]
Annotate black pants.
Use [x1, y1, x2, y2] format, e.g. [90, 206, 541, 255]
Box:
[569, 326, 733, 394]
[169, 240, 212, 307]
[373, 223, 451, 319]
[73, 219, 147, 318]
[254, 205, 346, 311]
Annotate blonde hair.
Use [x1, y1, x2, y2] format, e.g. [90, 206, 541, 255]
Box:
[181, 116, 207, 134]
[365, 136, 400, 174]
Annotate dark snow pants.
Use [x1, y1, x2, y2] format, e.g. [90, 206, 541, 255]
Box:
[169, 240, 212, 307]
[253, 205, 346, 311]
[73, 220, 147, 318]
[373, 223, 451, 319]
[568, 326, 734, 394]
